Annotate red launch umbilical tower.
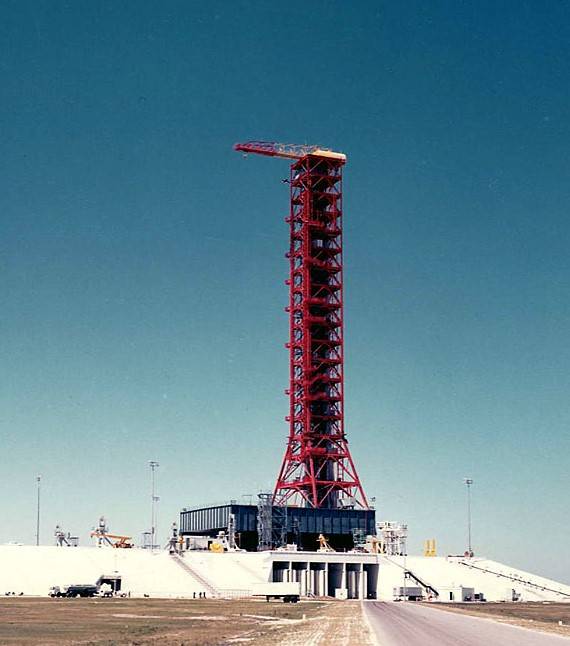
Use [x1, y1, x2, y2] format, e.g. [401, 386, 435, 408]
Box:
[235, 141, 368, 510]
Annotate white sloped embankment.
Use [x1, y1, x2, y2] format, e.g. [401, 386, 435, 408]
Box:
[0, 546, 205, 597]
[2, 546, 569, 602]
[376, 555, 570, 602]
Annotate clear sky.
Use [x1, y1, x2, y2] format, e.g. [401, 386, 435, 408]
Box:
[2, 1, 569, 582]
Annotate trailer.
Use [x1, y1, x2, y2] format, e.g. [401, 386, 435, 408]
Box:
[252, 582, 300, 603]
[49, 584, 99, 598]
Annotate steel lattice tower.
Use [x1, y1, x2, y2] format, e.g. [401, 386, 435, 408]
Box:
[235, 141, 368, 510]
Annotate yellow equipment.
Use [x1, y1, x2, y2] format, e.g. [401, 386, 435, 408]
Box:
[209, 542, 224, 553]
[90, 516, 133, 548]
[424, 539, 437, 557]
[368, 535, 380, 554]
[317, 533, 335, 552]
[90, 530, 134, 548]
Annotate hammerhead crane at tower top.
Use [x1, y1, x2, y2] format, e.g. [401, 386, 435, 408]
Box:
[235, 140, 368, 510]
[235, 141, 347, 162]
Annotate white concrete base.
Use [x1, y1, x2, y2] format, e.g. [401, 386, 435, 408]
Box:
[1, 546, 569, 602]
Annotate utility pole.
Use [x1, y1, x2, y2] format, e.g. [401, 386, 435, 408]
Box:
[464, 477, 474, 557]
[149, 461, 159, 549]
[402, 550, 407, 601]
[36, 475, 41, 546]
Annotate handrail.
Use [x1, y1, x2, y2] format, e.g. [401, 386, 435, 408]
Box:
[458, 560, 570, 598]
[170, 553, 219, 597]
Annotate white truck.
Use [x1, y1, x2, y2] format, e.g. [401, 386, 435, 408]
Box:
[252, 582, 301, 603]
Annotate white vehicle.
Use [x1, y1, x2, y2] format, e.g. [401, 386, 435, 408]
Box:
[98, 582, 113, 597]
[252, 582, 300, 603]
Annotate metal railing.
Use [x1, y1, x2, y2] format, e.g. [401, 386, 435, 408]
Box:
[459, 560, 570, 598]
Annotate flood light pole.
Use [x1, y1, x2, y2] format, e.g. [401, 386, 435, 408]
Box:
[149, 461, 159, 549]
[464, 477, 474, 556]
[36, 475, 41, 546]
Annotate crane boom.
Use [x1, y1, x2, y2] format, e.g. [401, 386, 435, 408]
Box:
[234, 140, 346, 162]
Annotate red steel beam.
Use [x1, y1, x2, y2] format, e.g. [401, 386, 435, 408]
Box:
[236, 143, 368, 510]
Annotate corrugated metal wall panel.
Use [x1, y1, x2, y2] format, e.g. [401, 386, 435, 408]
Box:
[180, 504, 376, 537]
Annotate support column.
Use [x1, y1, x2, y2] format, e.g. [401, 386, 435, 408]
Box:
[300, 564, 307, 595]
[318, 568, 325, 597]
[358, 564, 365, 600]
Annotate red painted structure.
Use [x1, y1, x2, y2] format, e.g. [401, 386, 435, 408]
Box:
[235, 141, 368, 510]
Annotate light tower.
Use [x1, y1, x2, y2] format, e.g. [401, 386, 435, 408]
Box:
[149, 461, 160, 549]
[35, 475, 41, 546]
[464, 477, 474, 557]
[235, 141, 368, 509]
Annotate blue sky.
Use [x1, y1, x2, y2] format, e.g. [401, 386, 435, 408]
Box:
[2, 1, 569, 581]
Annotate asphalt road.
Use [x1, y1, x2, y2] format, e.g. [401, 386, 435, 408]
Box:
[364, 602, 570, 646]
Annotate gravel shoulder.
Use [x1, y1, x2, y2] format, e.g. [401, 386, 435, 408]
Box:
[426, 602, 570, 639]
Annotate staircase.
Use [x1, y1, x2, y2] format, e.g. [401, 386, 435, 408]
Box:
[170, 554, 219, 597]
[404, 569, 439, 599]
[383, 555, 439, 599]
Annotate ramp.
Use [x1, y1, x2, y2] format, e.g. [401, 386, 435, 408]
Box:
[459, 560, 570, 600]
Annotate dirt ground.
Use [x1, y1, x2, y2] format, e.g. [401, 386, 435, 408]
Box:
[428, 602, 570, 638]
[0, 597, 373, 646]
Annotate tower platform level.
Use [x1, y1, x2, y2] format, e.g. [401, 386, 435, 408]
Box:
[180, 503, 376, 552]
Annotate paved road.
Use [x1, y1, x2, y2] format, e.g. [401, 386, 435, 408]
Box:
[364, 601, 570, 646]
